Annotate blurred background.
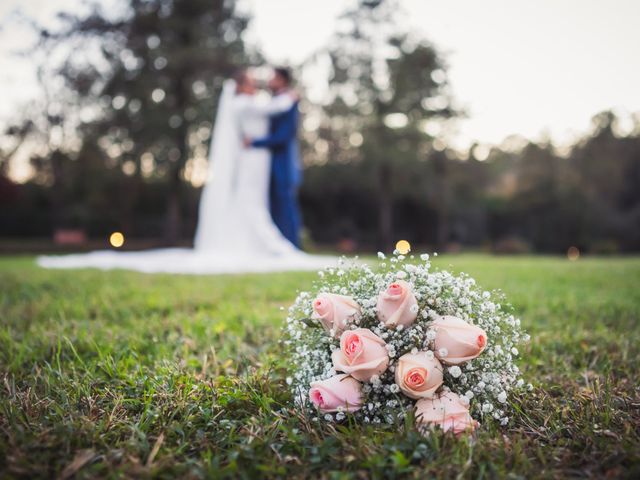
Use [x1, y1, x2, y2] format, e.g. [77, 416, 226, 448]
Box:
[1, 0, 639, 255]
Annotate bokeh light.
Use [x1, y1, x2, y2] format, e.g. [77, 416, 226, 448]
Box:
[567, 246, 580, 261]
[109, 232, 125, 248]
[151, 88, 166, 103]
[396, 240, 411, 255]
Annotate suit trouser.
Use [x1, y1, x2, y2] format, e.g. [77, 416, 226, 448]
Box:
[270, 186, 301, 249]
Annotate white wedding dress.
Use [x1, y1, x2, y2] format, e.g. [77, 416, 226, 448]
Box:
[37, 80, 334, 274]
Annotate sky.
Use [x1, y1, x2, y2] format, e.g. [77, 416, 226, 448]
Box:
[1, 0, 640, 162]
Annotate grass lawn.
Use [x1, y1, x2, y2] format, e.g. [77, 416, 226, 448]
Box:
[1, 254, 639, 478]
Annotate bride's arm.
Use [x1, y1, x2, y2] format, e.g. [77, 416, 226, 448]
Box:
[244, 94, 295, 116]
[235, 96, 292, 140]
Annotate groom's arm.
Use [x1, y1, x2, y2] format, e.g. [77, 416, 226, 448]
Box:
[251, 107, 297, 149]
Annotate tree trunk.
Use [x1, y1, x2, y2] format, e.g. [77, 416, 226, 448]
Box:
[50, 150, 66, 231]
[163, 27, 191, 245]
[164, 178, 181, 244]
[378, 163, 393, 251]
[121, 157, 142, 238]
[433, 152, 449, 250]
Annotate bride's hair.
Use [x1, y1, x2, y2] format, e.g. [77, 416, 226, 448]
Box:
[233, 68, 249, 87]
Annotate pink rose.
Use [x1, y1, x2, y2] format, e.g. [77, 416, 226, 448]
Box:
[332, 328, 389, 382]
[433, 315, 487, 365]
[376, 280, 418, 328]
[311, 293, 361, 337]
[395, 351, 443, 399]
[309, 374, 363, 413]
[415, 391, 478, 435]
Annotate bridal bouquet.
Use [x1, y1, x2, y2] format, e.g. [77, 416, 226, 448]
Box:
[283, 251, 529, 435]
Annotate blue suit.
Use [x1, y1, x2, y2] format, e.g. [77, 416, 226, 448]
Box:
[252, 101, 302, 248]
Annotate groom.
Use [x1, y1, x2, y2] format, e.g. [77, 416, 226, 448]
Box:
[245, 67, 302, 248]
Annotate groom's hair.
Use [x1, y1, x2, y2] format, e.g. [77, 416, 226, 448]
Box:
[274, 67, 292, 85]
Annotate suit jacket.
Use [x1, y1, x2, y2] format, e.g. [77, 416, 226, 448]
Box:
[251, 100, 301, 191]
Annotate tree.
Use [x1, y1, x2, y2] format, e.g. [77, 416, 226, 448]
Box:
[308, 0, 455, 249]
[31, 0, 251, 241]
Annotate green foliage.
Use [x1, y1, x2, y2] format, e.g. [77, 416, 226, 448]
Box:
[301, 113, 640, 252]
[1, 255, 639, 478]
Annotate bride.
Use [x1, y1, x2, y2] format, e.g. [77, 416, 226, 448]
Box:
[38, 70, 333, 274]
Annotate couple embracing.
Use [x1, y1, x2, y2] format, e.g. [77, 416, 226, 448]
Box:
[38, 67, 331, 273]
[194, 66, 304, 257]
